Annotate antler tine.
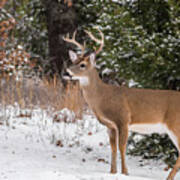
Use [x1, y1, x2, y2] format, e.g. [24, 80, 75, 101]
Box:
[72, 30, 77, 40]
[63, 31, 85, 56]
[84, 27, 104, 55]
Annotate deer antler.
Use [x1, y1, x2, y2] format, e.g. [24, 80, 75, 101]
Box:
[84, 27, 104, 55]
[63, 31, 86, 56]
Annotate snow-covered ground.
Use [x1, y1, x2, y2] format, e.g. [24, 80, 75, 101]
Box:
[0, 105, 179, 180]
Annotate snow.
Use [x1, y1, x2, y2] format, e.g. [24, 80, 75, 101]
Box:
[0, 106, 180, 180]
[128, 79, 139, 87]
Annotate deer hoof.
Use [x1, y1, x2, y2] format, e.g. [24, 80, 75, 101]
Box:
[110, 169, 117, 174]
[123, 172, 129, 176]
[166, 175, 174, 180]
[122, 169, 129, 176]
[166, 177, 174, 180]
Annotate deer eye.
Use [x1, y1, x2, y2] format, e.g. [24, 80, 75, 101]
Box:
[80, 63, 86, 69]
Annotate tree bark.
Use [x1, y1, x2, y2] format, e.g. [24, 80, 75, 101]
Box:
[42, 0, 77, 76]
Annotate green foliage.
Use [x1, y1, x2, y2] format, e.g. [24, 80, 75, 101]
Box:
[5, 0, 179, 89]
[83, 0, 180, 89]
[127, 0, 170, 34]
[128, 133, 178, 167]
[5, 0, 48, 58]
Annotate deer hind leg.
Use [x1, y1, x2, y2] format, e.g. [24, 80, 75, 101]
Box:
[167, 156, 180, 180]
[108, 127, 118, 174]
[167, 130, 180, 180]
[118, 125, 129, 175]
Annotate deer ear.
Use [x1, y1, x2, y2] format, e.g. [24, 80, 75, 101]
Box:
[89, 53, 96, 66]
[69, 50, 78, 63]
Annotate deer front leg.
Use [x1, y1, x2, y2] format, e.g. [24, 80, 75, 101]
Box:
[96, 115, 119, 174]
[119, 125, 129, 175]
[108, 127, 118, 174]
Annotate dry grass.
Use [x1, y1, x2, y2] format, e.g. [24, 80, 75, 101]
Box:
[0, 74, 85, 118]
[42, 76, 85, 118]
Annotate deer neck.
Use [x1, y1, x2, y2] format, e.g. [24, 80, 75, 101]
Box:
[80, 68, 105, 100]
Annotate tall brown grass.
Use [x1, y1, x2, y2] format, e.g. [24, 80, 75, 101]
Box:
[0, 74, 85, 118]
[42, 76, 85, 118]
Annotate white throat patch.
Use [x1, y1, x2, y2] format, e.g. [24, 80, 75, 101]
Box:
[72, 76, 89, 86]
[66, 69, 89, 86]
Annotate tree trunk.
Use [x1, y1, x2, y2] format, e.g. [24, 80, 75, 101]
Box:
[42, 0, 77, 77]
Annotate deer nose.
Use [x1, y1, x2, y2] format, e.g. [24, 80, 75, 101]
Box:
[64, 71, 70, 77]
[62, 69, 72, 80]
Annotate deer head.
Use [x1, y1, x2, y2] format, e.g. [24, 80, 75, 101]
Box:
[63, 27, 104, 86]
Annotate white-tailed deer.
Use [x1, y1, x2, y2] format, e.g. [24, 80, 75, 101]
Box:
[63, 27, 180, 180]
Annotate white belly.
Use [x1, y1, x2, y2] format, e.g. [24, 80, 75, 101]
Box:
[129, 123, 179, 151]
[129, 123, 167, 134]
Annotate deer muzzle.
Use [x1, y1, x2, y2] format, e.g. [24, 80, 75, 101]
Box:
[63, 68, 75, 80]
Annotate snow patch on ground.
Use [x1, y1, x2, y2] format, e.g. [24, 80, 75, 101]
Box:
[0, 105, 179, 180]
